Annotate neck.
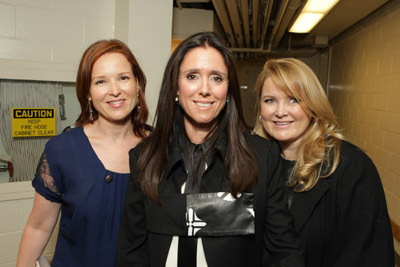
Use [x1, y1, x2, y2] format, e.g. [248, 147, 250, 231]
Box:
[85, 118, 135, 142]
[279, 141, 299, 161]
[184, 118, 216, 145]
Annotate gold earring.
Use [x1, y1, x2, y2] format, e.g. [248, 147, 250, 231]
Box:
[88, 99, 93, 122]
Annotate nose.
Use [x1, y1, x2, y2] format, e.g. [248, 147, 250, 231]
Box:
[275, 102, 288, 117]
[109, 80, 121, 96]
[199, 77, 211, 96]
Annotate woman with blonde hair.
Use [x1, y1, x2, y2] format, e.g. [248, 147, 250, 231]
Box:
[253, 57, 394, 266]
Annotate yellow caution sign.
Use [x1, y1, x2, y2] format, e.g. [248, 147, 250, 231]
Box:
[12, 108, 56, 137]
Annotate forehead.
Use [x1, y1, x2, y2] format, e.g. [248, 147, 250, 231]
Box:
[91, 52, 131, 74]
[180, 47, 227, 72]
[262, 77, 286, 95]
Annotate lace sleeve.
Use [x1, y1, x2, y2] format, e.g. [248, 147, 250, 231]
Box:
[37, 152, 61, 195]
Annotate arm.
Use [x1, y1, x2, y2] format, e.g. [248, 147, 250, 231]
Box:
[263, 142, 304, 267]
[116, 149, 150, 267]
[17, 192, 61, 267]
[332, 147, 394, 266]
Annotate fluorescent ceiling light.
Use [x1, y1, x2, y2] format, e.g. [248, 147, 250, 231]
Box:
[290, 13, 324, 33]
[289, 0, 340, 33]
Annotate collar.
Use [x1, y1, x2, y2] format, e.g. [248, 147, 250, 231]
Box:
[162, 129, 228, 179]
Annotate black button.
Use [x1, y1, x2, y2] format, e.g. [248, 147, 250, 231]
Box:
[105, 175, 113, 183]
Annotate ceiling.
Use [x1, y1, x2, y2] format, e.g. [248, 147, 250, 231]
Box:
[174, 0, 394, 59]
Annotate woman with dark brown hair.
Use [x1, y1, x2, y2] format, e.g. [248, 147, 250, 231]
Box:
[117, 32, 303, 267]
[17, 39, 149, 267]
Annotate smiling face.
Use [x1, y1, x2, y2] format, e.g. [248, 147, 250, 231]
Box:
[178, 46, 228, 142]
[260, 77, 311, 155]
[89, 52, 138, 125]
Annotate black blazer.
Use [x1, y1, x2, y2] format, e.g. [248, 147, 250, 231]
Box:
[284, 141, 394, 266]
[117, 132, 304, 267]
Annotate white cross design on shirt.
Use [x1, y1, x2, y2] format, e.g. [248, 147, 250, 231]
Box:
[186, 208, 207, 236]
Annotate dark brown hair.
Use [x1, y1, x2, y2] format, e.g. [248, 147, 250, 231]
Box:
[137, 32, 257, 201]
[75, 39, 148, 137]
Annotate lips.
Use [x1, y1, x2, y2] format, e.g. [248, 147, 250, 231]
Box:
[274, 121, 291, 125]
[194, 101, 213, 107]
[273, 121, 292, 128]
[107, 99, 125, 107]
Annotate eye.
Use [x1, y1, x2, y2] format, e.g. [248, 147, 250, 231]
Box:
[210, 75, 223, 83]
[186, 73, 198, 81]
[289, 97, 299, 103]
[120, 75, 130, 81]
[263, 98, 275, 104]
[95, 79, 106, 85]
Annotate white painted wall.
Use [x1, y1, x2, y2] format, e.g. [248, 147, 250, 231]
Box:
[128, 0, 173, 122]
[0, 0, 115, 82]
[172, 7, 214, 40]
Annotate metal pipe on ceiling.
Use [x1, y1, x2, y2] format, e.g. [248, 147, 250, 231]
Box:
[252, 0, 260, 47]
[260, 0, 274, 49]
[240, 0, 251, 47]
[225, 0, 244, 47]
[266, 0, 289, 48]
[271, 0, 302, 48]
[212, 0, 237, 47]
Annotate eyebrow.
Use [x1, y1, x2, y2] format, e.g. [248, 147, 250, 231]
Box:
[91, 72, 132, 81]
[180, 68, 228, 76]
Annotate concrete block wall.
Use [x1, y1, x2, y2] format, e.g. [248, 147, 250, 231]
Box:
[0, 0, 115, 82]
[0, 182, 58, 267]
[328, 4, 400, 254]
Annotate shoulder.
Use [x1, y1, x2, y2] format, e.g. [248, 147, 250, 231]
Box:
[129, 135, 149, 160]
[45, 126, 82, 152]
[338, 140, 374, 167]
[332, 140, 381, 188]
[244, 131, 280, 156]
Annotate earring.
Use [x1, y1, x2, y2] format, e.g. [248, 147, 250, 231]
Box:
[175, 95, 179, 103]
[88, 99, 94, 122]
[259, 115, 262, 122]
[226, 97, 229, 104]
[137, 90, 140, 112]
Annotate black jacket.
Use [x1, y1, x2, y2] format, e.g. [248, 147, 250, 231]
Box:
[117, 132, 304, 267]
[283, 141, 394, 266]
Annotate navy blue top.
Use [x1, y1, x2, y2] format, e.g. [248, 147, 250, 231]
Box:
[32, 126, 129, 267]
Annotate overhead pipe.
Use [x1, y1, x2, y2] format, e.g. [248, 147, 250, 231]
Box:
[271, 0, 302, 48]
[225, 0, 244, 47]
[259, 0, 274, 49]
[212, 0, 237, 47]
[240, 0, 251, 47]
[265, 0, 289, 49]
[252, 0, 260, 47]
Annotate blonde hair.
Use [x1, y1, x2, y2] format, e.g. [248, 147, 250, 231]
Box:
[253, 58, 343, 191]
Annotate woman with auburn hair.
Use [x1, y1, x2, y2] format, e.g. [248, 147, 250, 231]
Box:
[117, 32, 304, 267]
[253, 57, 394, 266]
[17, 39, 149, 267]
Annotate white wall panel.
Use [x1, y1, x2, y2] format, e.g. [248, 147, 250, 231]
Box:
[0, 232, 21, 264]
[83, 17, 115, 46]
[0, 201, 19, 233]
[0, 4, 16, 38]
[0, 39, 51, 61]
[16, 0, 52, 9]
[16, 6, 83, 43]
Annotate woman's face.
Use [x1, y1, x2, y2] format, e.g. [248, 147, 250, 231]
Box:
[260, 77, 311, 151]
[178, 46, 228, 140]
[89, 52, 138, 124]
